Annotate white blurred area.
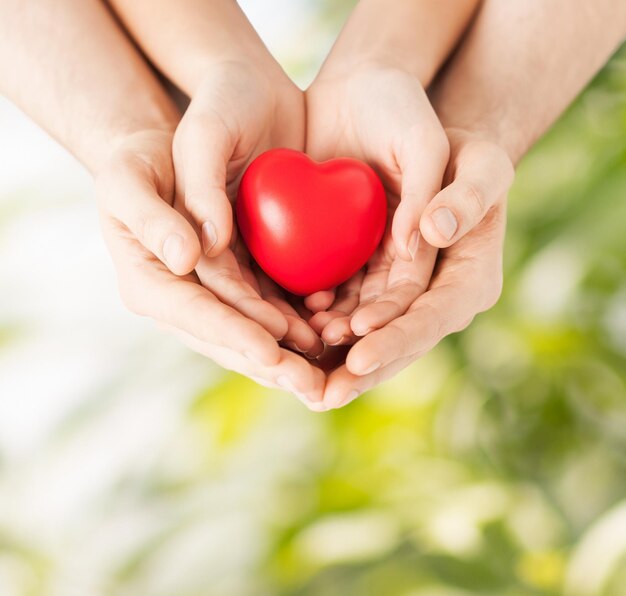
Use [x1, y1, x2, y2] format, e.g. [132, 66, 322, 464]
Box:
[0, 97, 215, 593]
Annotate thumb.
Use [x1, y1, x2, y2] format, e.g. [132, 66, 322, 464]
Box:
[392, 132, 449, 261]
[99, 165, 201, 276]
[420, 141, 514, 248]
[175, 113, 235, 258]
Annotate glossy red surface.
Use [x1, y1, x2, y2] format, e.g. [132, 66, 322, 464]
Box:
[236, 148, 387, 295]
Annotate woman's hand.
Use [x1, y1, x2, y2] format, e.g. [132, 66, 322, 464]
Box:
[96, 129, 327, 409]
[173, 60, 323, 358]
[305, 63, 448, 345]
[320, 130, 515, 408]
[173, 60, 304, 256]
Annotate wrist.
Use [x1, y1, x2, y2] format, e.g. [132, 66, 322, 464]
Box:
[433, 86, 529, 166]
[192, 56, 296, 100]
[87, 111, 178, 177]
[317, 51, 432, 89]
[312, 57, 427, 95]
[318, 0, 481, 88]
[179, 47, 290, 98]
[439, 119, 528, 166]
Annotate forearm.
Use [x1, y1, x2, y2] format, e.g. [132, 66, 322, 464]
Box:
[317, 0, 481, 86]
[108, 0, 286, 96]
[0, 0, 179, 174]
[432, 0, 626, 163]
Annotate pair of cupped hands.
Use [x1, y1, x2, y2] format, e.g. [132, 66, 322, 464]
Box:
[95, 58, 515, 411]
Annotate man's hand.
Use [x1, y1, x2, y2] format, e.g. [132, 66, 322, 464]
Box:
[312, 0, 626, 409]
[96, 129, 327, 409]
[107, 0, 324, 359]
[320, 131, 513, 408]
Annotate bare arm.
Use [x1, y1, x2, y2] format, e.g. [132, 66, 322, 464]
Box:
[107, 0, 286, 95]
[322, 0, 626, 407]
[432, 0, 626, 164]
[318, 0, 481, 86]
[0, 0, 178, 173]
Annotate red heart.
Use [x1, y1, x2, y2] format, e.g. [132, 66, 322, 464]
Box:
[236, 149, 387, 296]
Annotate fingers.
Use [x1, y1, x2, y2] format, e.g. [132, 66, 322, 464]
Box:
[163, 324, 328, 411]
[97, 159, 201, 276]
[346, 301, 449, 377]
[350, 240, 438, 336]
[195, 252, 289, 341]
[157, 282, 281, 367]
[110, 234, 282, 368]
[304, 290, 336, 313]
[323, 356, 415, 409]
[392, 130, 449, 261]
[345, 201, 508, 380]
[174, 112, 235, 257]
[345, 259, 501, 378]
[255, 271, 324, 358]
[309, 270, 364, 345]
[420, 140, 514, 248]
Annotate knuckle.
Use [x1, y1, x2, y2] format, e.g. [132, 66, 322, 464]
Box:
[461, 181, 487, 220]
[493, 146, 516, 184]
[132, 211, 155, 247]
[420, 302, 446, 344]
[135, 214, 182, 259]
[388, 320, 413, 356]
[210, 267, 243, 287]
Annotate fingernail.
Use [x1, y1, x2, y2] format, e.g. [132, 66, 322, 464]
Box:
[408, 230, 420, 260]
[286, 340, 304, 353]
[352, 325, 372, 337]
[202, 221, 218, 254]
[431, 207, 458, 240]
[359, 362, 381, 375]
[327, 335, 345, 346]
[163, 234, 184, 270]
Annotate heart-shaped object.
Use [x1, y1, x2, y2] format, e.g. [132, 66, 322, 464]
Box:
[236, 148, 387, 296]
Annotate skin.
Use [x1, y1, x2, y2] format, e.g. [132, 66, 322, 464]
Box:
[107, 0, 483, 408]
[303, 0, 480, 346]
[109, 0, 325, 371]
[0, 0, 326, 408]
[320, 0, 626, 408]
[3, 0, 625, 410]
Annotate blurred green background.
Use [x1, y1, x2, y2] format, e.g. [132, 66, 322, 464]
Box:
[1, 1, 626, 595]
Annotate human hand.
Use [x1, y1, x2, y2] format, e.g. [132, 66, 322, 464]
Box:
[320, 129, 515, 408]
[304, 63, 448, 344]
[172, 61, 323, 358]
[173, 60, 303, 256]
[95, 129, 326, 409]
